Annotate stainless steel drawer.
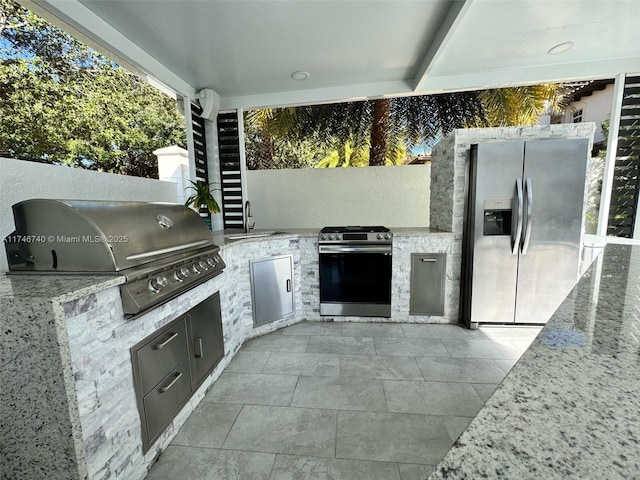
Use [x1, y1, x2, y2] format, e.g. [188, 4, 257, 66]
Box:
[137, 320, 188, 395]
[143, 357, 192, 444]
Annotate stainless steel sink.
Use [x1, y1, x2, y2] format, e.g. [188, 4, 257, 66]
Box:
[225, 231, 286, 240]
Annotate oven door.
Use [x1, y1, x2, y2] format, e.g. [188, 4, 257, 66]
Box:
[319, 244, 392, 317]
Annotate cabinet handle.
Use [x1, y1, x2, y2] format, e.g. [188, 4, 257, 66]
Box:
[286, 279, 292, 292]
[152, 332, 178, 350]
[194, 337, 204, 358]
[421, 258, 437, 263]
[159, 372, 183, 393]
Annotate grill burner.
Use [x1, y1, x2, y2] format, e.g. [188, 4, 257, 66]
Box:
[4, 199, 226, 315]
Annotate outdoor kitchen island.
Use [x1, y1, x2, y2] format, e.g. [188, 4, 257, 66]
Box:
[0, 227, 460, 480]
[429, 242, 640, 479]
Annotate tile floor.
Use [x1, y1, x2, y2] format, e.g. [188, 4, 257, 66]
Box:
[146, 322, 541, 480]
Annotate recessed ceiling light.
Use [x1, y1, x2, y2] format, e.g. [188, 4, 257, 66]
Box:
[291, 71, 310, 81]
[547, 41, 574, 55]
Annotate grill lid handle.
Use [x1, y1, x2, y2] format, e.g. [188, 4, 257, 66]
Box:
[126, 239, 211, 261]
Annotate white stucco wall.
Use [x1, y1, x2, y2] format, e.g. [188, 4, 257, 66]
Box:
[0, 157, 179, 269]
[564, 84, 614, 144]
[245, 165, 431, 229]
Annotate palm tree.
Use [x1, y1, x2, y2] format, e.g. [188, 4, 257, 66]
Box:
[245, 85, 567, 168]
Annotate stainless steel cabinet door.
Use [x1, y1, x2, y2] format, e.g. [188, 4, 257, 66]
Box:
[515, 138, 588, 324]
[188, 292, 224, 388]
[250, 255, 294, 327]
[410, 253, 446, 315]
[470, 141, 524, 323]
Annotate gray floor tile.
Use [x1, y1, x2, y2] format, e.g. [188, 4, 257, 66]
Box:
[172, 402, 242, 448]
[205, 373, 298, 406]
[493, 357, 519, 373]
[341, 354, 423, 380]
[336, 411, 452, 465]
[223, 405, 337, 458]
[374, 337, 449, 357]
[399, 463, 436, 480]
[401, 324, 470, 339]
[306, 336, 376, 355]
[472, 383, 499, 402]
[442, 416, 473, 442]
[291, 376, 387, 412]
[341, 322, 405, 338]
[441, 338, 522, 359]
[415, 356, 507, 383]
[383, 380, 484, 417]
[281, 321, 344, 336]
[145, 446, 275, 480]
[468, 326, 540, 342]
[244, 334, 310, 353]
[262, 352, 340, 377]
[225, 351, 272, 373]
[270, 454, 401, 480]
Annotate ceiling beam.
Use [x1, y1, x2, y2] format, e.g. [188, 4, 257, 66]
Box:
[415, 57, 640, 95]
[220, 80, 415, 111]
[412, 0, 473, 92]
[22, 0, 195, 98]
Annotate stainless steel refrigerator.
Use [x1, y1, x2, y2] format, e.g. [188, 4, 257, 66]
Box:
[460, 138, 589, 327]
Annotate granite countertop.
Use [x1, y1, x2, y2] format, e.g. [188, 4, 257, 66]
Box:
[429, 242, 640, 479]
[0, 273, 124, 302]
[0, 227, 446, 300]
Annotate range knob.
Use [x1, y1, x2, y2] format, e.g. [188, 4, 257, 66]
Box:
[174, 267, 190, 282]
[148, 275, 168, 293]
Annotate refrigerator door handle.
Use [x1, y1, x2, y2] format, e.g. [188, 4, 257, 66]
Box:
[511, 178, 524, 255]
[521, 178, 533, 255]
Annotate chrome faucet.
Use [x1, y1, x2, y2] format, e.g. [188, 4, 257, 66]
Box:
[244, 200, 255, 233]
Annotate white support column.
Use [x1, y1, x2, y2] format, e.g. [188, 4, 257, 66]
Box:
[597, 73, 626, 237]
[181, 97, 197, 184]
[205, 116, 224, 232]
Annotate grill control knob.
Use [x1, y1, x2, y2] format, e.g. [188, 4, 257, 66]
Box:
[148, 275, 168, 293]
[384, 233, 391, 240]
[198, 260, 210, 270]
[321, 234, 327, 240]
[206, 257, 217, 267]
[335, 234, 341, 240]
[192, 263, 203, 274]
[377, 233, 383, 239]
[328, 235, 334, 240]
[174, 267, 190, 282]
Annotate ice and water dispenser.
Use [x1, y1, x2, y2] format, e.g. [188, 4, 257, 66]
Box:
[483, 198, 512, 236]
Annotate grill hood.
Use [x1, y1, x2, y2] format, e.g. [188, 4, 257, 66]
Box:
[5, 199, 215, 273]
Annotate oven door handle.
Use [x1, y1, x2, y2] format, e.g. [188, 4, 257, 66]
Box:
[319, 245, 392, 254]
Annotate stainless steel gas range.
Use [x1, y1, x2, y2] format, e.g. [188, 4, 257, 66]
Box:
[318, 226, 392, 317]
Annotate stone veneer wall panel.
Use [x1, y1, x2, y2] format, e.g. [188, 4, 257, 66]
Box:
[430, 124, 597, 235]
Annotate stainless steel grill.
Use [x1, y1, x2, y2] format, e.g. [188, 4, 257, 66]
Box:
[4, 199, 225, 315]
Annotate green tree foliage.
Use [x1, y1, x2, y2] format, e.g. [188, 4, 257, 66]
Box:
[0, 0, 186, 177]
[245, 85, 568, 169]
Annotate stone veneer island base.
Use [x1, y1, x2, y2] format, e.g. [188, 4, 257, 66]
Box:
[0, 229, 460, 480]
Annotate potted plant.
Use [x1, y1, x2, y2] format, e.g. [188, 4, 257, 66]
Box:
[185, 180, 220, 229]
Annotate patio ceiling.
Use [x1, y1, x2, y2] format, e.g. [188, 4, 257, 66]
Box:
[23, 0, 640, 110]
